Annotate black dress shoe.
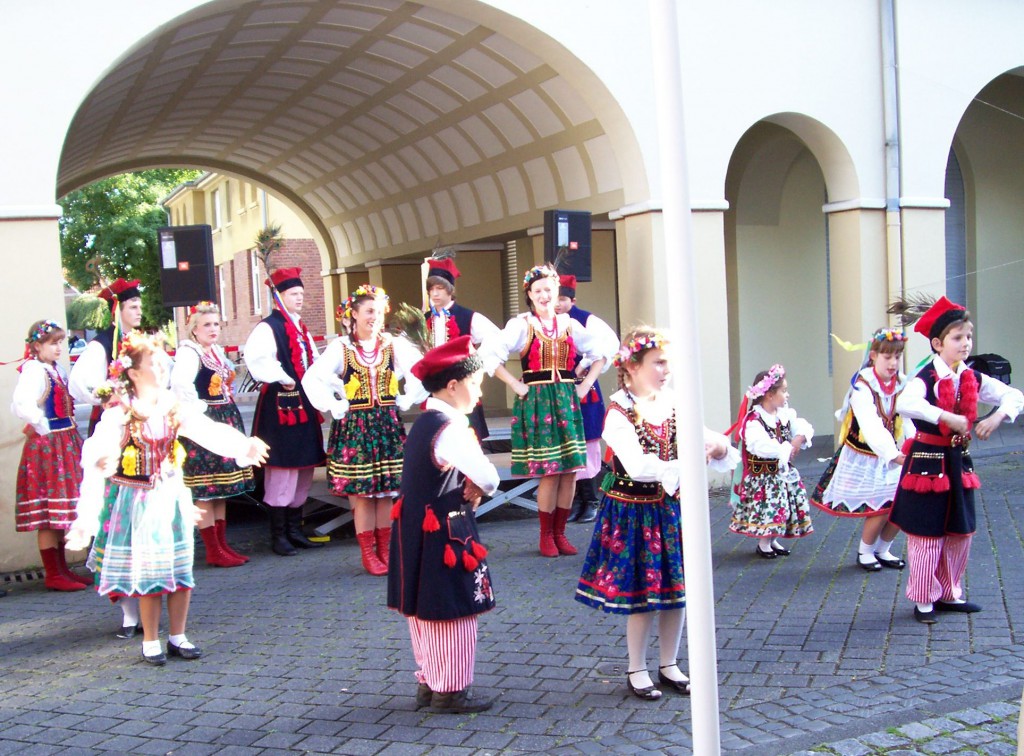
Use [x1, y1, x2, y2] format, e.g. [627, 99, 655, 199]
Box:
[626, 671, 662, 701]
[875, 554, 906, 570]
[755, 546, 776, 559]
[657, 665, 691, 695]
[857, 556, 882, 572]
[771, 543, 791, 556]
[141, 651, 167, 666]
[167, 641, 203, 660]
[577, 503, 598, 524]
[116, 624, 142, 639]
[415, 683, 432, 709]
[935, 600, 982, 613]
[914, 606, 938, 624]
[429, 688, 494, 713]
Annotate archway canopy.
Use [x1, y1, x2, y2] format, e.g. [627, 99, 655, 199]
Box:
[58, 0, 638, 271]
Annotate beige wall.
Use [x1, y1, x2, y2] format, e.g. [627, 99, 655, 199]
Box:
[733, 151, 832, 432]
[0, 217, 75, 572]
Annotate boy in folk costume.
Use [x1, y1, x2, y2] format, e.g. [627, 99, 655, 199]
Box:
[424, 253, 500, 444]
[244, 267, 327, 556]
[888, 296, 1023, 624]
[555, 274, 619, 523]
[387, 335, 500, 713]
[69, 278, 144, 437]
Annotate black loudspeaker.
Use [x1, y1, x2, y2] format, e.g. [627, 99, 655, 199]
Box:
[544, 209, 591, 282]
[157, 225, 217, 306]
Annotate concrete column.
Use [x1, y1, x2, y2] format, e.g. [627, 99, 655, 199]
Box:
[899, 206, 948, 367]
[691, 208, 733, 434]
[824, 206, 889, 435]
[0, 212, 68, 572]
[612, 210, 662, 329]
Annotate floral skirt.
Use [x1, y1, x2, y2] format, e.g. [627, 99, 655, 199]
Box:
[87, 479, 195, 598]
[511, 382, 586, 477]
[15, 426, 83, 532]
[730, 469, 813, 538]
[182, 402, 255, 500]
[811, 445, 900, 517]
[327, 405, 406, 496]
[575, 491, 685, 614]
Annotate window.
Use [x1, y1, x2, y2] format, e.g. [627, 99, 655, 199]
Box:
[218, 265, 229, 321]
[212, 189, 222, 229]
[250, 249, 262, 315]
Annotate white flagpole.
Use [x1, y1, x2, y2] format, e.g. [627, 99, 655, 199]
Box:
[649, 2, 722, 753]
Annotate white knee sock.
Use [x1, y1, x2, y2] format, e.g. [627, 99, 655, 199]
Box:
[120, 597, 139, 627]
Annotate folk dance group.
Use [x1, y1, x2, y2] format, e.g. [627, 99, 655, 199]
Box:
[10, 258, 1022, 709]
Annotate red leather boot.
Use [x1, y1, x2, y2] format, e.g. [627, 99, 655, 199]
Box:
[357, 530, 387, 576]
[552, 508, 578, 555]
[375, 526, 391, 570]
[538, 511, 558, 558]
[199, 526, 244, 567]
[40, 547, 86, 591]
[216, 519, 249, 563]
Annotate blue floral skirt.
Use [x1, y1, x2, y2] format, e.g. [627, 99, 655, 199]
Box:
[575, 490, 685, 615]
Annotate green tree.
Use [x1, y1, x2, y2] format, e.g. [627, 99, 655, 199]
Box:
[59, 169, 203, 328]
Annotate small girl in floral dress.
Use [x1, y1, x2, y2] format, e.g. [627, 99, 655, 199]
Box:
[576, 327, 736, 701]
[11, 319, 88, 592]
[728, 364, 814, 558]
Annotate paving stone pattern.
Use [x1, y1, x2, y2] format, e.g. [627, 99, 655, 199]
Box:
[1, 427, 1022, 754]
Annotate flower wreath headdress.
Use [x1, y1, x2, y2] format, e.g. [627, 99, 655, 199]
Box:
[336, 284, 390, 321]
[613, 333, 669, 367]
[188, 301, 219, 317]
[26, 320, 61, 346]
[522, 264, 559, 291]
[745, 364, 785, 401]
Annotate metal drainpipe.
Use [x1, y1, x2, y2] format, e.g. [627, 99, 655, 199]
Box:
[882, 0, 904, 304]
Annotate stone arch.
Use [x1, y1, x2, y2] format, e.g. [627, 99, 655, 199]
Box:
[56, 0, 648, 275]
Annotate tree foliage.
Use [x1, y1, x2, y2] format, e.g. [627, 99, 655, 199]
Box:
[65, 294, 110, 331]
[59, 169, 203, 328]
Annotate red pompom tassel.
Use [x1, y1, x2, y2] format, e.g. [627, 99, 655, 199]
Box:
[443, 544, 457, 568]
[391, 497, 403, 520]
[288, 409, 298, 426]
[422, 508, 440, 532]
[471, 541, 488, 559]
[901, 437, 915, 456]
[298, 407, 308, 424]
[932, 476, 950, 493]
[962, 471, 981, 489]
[901, 474, 921, 491]
[462, 552, 479, 571]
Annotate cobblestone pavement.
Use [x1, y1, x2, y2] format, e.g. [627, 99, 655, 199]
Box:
[1, 425, 1022, 754]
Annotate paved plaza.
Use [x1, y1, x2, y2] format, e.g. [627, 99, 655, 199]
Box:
[2, 423, 1023, 754]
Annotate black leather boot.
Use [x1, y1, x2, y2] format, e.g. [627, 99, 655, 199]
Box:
[270, 508, 297, 556]
[285, 508, 323, 549]
[577, 476, 600, 523]
[569, 482, 585, 522]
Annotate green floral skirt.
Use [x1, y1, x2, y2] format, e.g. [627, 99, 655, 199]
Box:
[510, 382, 586, 477]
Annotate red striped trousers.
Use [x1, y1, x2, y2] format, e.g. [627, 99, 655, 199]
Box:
[905, 533, 973, 604]
[407, 615, 478, 693]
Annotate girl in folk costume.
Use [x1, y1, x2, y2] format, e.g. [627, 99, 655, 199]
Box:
[576, 328, 737, 701]
[728, 365, 814, 558]
[244, 267, 326, 557]
[10, 320, 88, 592]
[479, 264, 618, 558]
[66, 332, 268, 665]
[811, 328, 914, 571]
[887, 296, 1023, 624]
[387, 336, 500, 714]
[171, 302, 255, 568]
[302, 284, 427, 576]
[424, 252, 500, 443]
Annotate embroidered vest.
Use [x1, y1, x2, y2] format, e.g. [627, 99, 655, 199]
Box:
[41, 364, 75, 432]
[519, 321, 576, 384]
[603, 403, 677, 502]
[843, 376, 901, 456]
[185, 344, 235, 406]
[743, 412, 793, 475]
[113, 414, 182, 490]
[339, 339, 399, 410]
